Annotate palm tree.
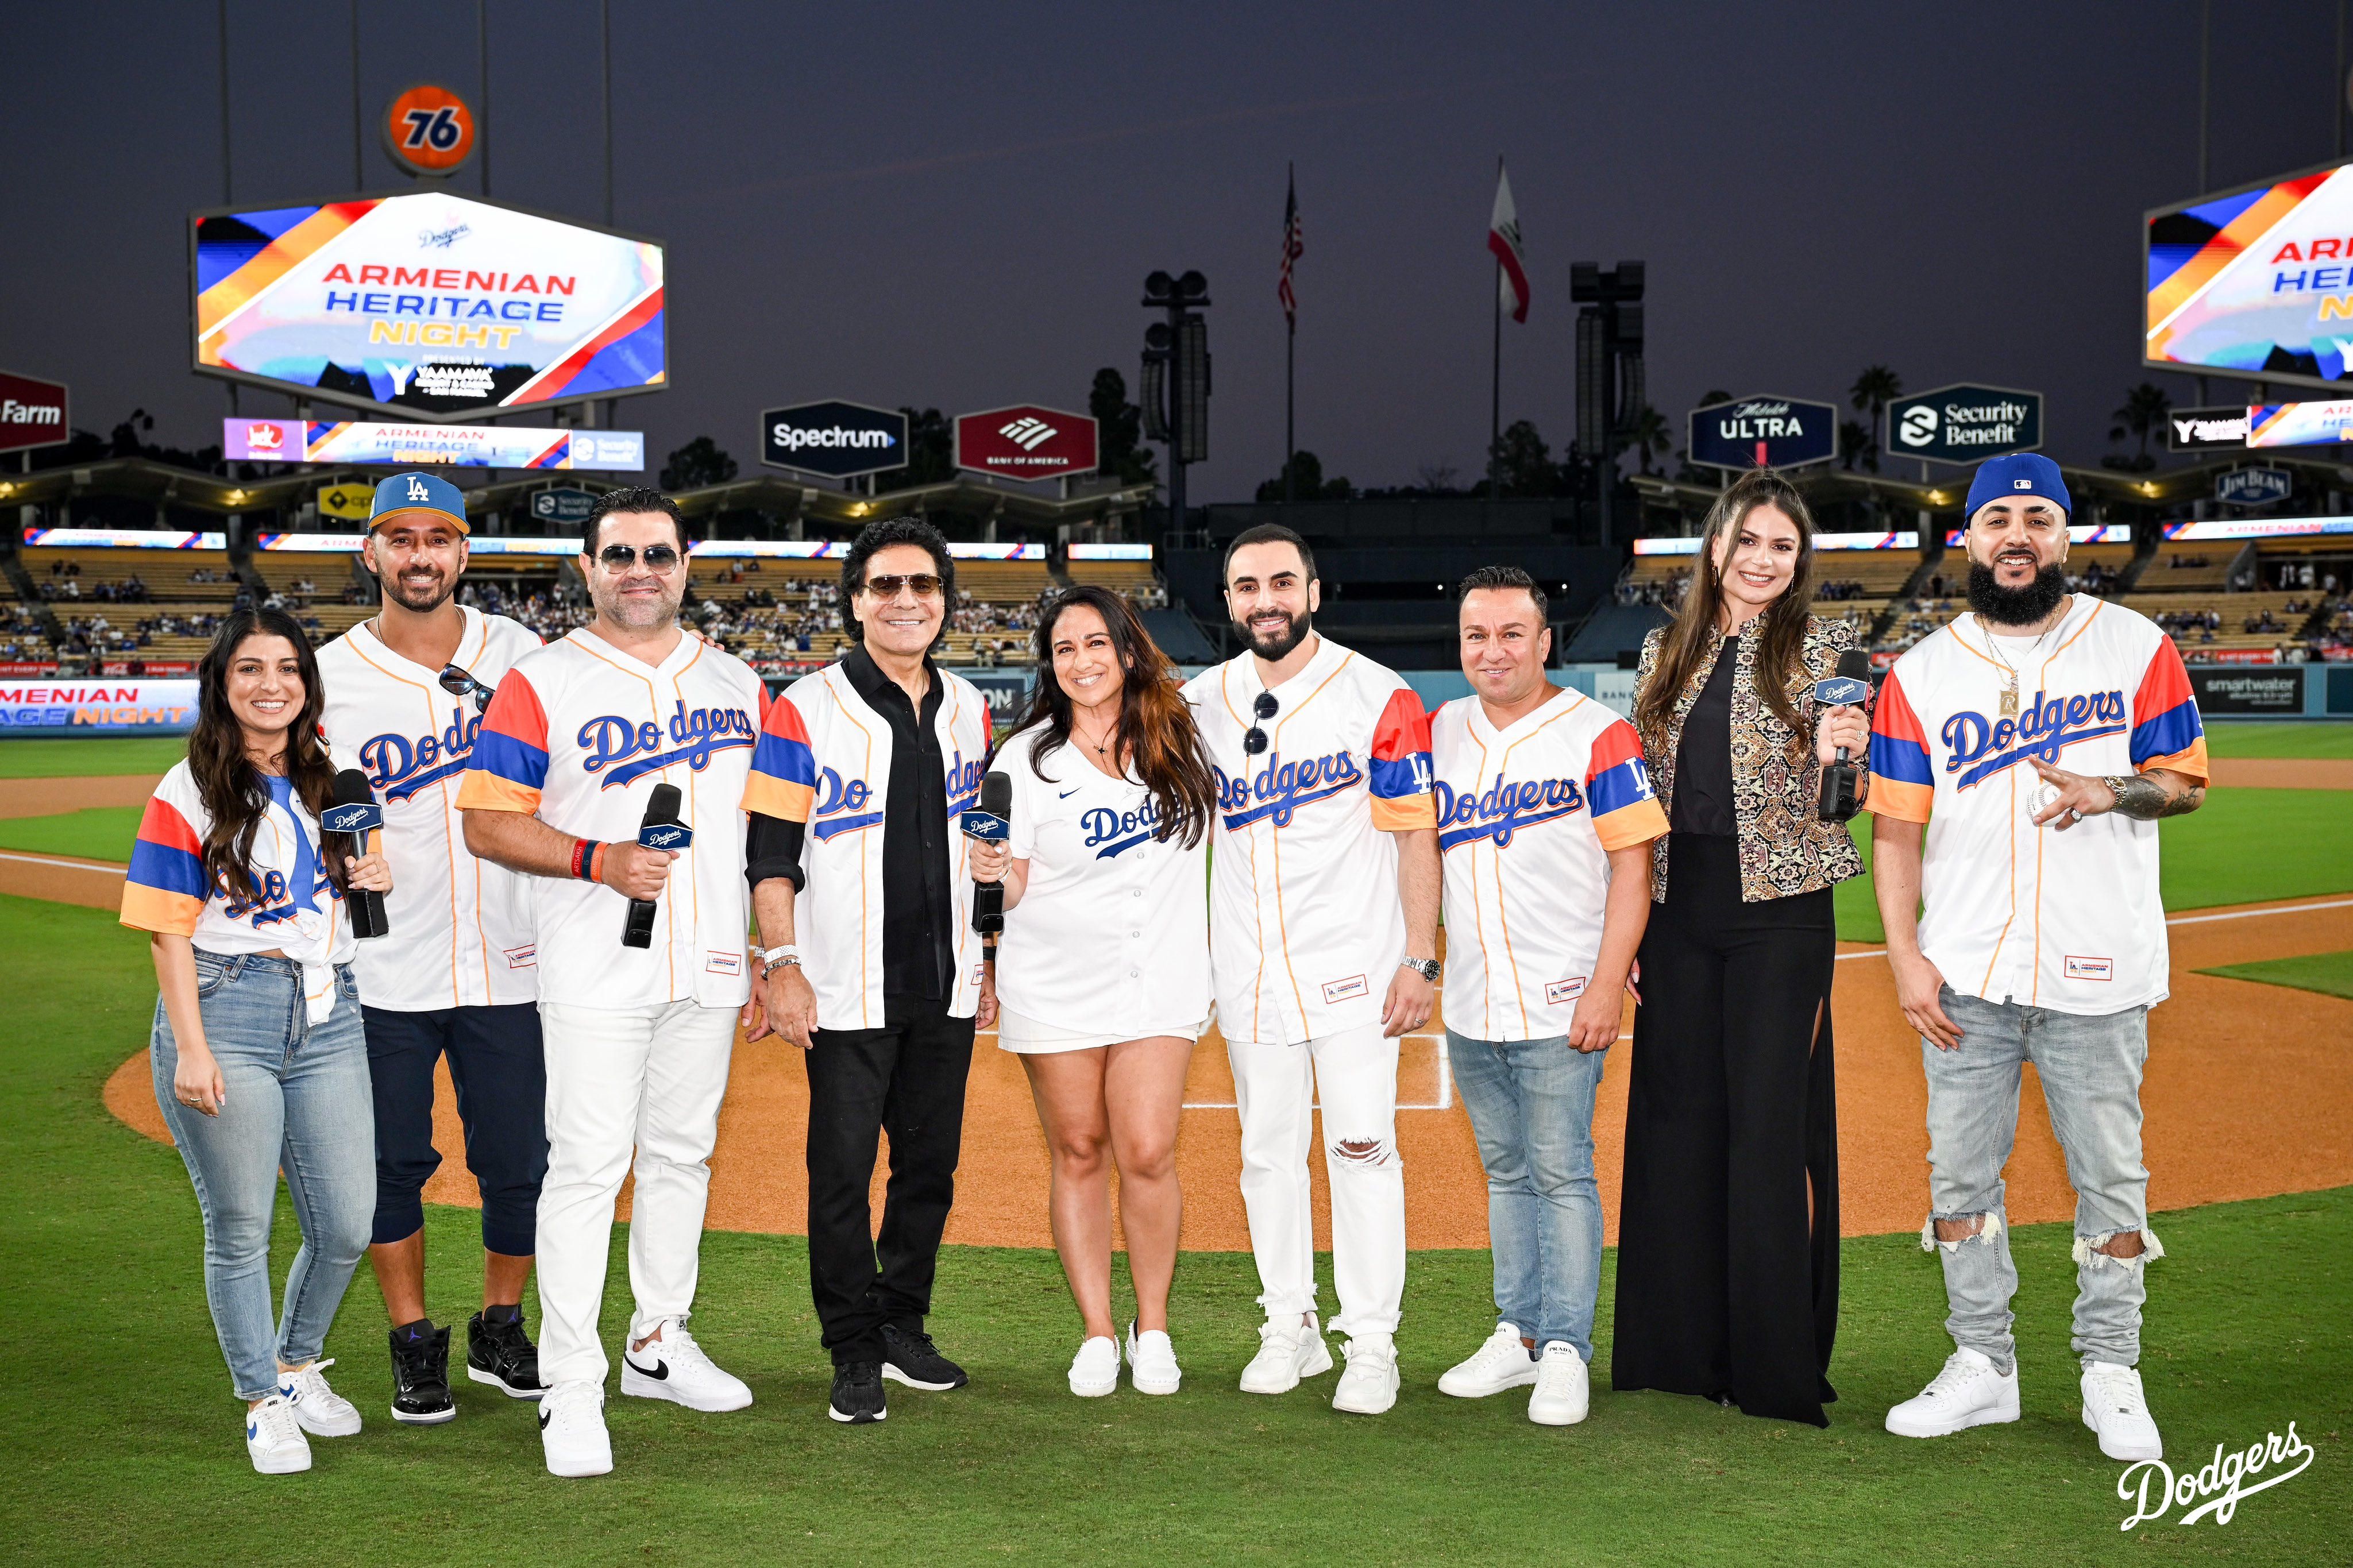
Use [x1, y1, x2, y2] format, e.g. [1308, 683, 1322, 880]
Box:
[1850, 365, 1902, 470]
[1627, 404, 1670, 476]
[2107, 383, 2174, 472]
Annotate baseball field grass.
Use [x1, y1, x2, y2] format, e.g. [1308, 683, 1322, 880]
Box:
[0, 804, 142, 861]
[2, 890, 2345, 1566]
[0, 734, 187, 777]
[2198, 948, 2353, 1001]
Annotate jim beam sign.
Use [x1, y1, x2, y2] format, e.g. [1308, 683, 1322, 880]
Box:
[1888, 383, 2043, 462]
[0, 370, 68, 454]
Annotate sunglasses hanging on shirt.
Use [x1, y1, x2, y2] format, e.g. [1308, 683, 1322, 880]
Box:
[1243, 690, 1279, 755]
[438, 664, 497, 713]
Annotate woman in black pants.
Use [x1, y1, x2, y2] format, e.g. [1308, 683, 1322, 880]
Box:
[1613, 470, 1870, 1427]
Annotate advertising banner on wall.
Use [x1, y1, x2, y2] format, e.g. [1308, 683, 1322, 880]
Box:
[2245, 401, 2353, 447]
[2188, 666, 2305, 712]
[954, 405, 1099, 481]
[0, 679, 199, 736]
[1887, 384, 2042, 462]
[760, 400, 907, 478]
[223, 419, 643, 470]
[1686, 396, 1839, 470]
[191, 190, 665, 419]
[0, 369, 68, 454]
[2167, 405, 2251, 451]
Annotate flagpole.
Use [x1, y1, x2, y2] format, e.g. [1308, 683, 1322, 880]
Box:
[1285, 160, 1297, 505]
[1488, 153, 1503, 494]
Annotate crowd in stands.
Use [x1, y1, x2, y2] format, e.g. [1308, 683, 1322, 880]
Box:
[1617, 570, 1689, 610]
[1816, 578, 1870, 601]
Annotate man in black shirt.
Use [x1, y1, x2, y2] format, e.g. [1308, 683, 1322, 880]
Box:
[744, 517, 998, 1425]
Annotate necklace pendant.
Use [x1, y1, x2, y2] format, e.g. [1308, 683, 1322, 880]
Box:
[1998, 683, 2019, 719]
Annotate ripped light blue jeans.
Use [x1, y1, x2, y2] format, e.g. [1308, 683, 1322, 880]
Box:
[1919, 985, 2158, 1373]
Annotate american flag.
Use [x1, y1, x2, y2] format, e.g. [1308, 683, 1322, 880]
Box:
[1278, 167, 1304, 329]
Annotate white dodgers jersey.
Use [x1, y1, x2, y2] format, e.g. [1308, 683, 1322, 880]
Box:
[1430, 689, 1668, 1041]
[457, 628, 766, 1011]
[1869, 597, 2208, 1014]
[318, 608, 542, 1011]
[1182, 636, 1436, 1045]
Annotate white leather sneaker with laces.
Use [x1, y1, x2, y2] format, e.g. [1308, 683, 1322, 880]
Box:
[245, 1393, 312, 1475]
[1526, 1342, 1591, 1426]
[1125, 1324, 1181, 1396]
[1239, 1313, 1333, 1395]
[620, 1316, 753, 1412]
[278, 1357, 362, 1438]
[539, 1378, 613, 1478]
[2081, 1362, 2163, 1461]
[1069, 1336, 1120, 1397]
[1885, 1347, 2021, 1438]
[1332, 1335, 1400, 1416]
[1438, 1323, 1538, 1397]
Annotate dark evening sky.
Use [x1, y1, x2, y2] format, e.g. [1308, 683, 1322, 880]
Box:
[7, 1, 2350, 501]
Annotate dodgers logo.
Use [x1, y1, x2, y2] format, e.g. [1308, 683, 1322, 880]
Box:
[358, 704, 483, 802]
[1082, 796, 1163, 859]
[220, 868, 308, 927]
[811, 767, 882, 841]
[407, 475, 429, 501]
[1943, 688, 2129, 790]
[1214, 749, 1364, 830]
[580, 700, 758, 790]
[944, 751, 983, 816]
[1434, 773, 1586, 852]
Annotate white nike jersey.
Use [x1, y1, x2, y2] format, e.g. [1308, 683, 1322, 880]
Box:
[318, 608, 543, 1011]
[1430, 689, 1668, 1041]
[458, 627, 766, 1011]
[1182, 635, 1436, 1045]
[1869, 597, 2208, 1015]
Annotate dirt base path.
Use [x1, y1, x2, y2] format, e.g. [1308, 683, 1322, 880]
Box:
[2207, 758, 2353, 790]
[103, 895, 2353, 1249]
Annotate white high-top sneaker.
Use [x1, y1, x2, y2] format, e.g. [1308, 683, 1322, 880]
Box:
[539, 1378, 614, 1478]
[620, 1316, 753, 1412]
[1239, 1313, 1333, 1395]
[2081, 1362, 2163, 1461]
[245, 1394, 312, 1475]
[1885, 1347, 2021, 1438]
[277, 1358, 362, 1438]
[1332, 1335, 1401, 1416]
[1438, 1323, 1539, 1397]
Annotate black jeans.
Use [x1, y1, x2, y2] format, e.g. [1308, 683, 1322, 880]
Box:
[1611, 833, 1840, 1426]
[360, 1003, 548, 1257]
[803, 995, 976, 1365]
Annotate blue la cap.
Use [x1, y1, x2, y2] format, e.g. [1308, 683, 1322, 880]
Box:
[1964, 451, 2070, 523]
[369, 470, 470, 534]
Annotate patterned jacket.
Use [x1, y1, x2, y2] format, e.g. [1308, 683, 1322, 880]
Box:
[1634, 616, 1868, 903]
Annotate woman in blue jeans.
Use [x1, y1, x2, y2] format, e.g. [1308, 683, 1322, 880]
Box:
[121, 608, 393, 1474]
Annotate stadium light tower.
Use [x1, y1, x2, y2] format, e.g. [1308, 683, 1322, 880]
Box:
[1141, 270, 1210, 532]
[1572, 261, 1644, 548]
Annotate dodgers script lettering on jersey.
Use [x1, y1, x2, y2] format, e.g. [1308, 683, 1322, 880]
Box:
[1866, 600, 2208, 1013]
[578, 699, 759, 787]
[356, 705, 485, 801]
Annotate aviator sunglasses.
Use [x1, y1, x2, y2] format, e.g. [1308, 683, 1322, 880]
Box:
[596, 542, 681, 572]
[1243, 690, 1279, 755]
[863, 573, 944, 600]
[439, 664, 498, 713]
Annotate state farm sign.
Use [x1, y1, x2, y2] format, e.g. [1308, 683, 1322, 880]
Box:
[0, 370, 68, 454]
[954, 404, 1098, 481]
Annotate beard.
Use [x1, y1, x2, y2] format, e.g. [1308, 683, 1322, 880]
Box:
[379, 565, 456, 614]
[595, 583, 683, 630]
[1966, 561, 2067, 627]
[1237, 606, 1313, 661]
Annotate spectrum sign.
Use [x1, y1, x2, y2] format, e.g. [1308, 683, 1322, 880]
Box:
[954, 405, 1099, 481]
[191, 190, 665, 420]
[223, 419, 643, 470]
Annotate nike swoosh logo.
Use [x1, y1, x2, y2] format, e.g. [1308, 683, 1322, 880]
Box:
[1059, 788, 1081, 798]
[539, 1409, 551, 1430]
[627, 1356, 670, 1380]
[247, 1424, 258, 1439]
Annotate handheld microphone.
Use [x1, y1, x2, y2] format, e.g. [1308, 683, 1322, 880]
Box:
[965, 770, 1013, 936]
[1815, 650, 1874, 823]
[325, 770, 390, 939]
[622, 782, 686, 949]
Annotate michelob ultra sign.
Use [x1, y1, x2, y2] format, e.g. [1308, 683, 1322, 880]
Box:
[2146, 157, 2353, 390]
[191, 190, 666, 420]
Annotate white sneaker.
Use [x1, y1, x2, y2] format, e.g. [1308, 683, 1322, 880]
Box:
[277, 1358, 362, 1438]
[1885, 1347, 2021, 1438]
[1437, 1322, 1539, 1398]
[2081, 1362, 2163, 1461]
[1239, 1314, 1333, 1395]
[1332, 1336, 1401, 1416]
[1069, 1335, 1120, 1397]
[245, 1394, 311, 1475]
[620, 1317, 753, 1412]
[539, 1379, 613, 1478]
[1526, 1342, 1591, 1426]
[1125, 1324, 1181, 1396]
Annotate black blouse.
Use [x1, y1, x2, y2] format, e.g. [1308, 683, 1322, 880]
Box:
[1671, 632, 1739, 837]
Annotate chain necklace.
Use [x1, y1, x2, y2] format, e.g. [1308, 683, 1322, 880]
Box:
[1979, 610, 2062, 719]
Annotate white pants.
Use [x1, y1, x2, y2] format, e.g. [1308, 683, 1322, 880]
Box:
[536, 998, 738, 1386]
[1228, 1022, 1404, 1339]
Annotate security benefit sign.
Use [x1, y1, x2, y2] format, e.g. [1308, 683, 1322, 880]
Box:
[1888, 384, 2042, 462]
[0, 369, 68, 454]
[954, 405, 1100, 481]
[760, 400, 907, 479]
[1687, 395, 1837, 470]
[191, 190, 665, 420]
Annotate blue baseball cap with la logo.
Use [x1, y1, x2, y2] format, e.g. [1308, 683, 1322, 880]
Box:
[369, 470, 470, 535]
[1964, 451, 2070, 523]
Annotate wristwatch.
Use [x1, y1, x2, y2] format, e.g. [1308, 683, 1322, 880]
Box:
[2101, 775, 2133, 811]
[1399, 955, 1441, 983]
[757, 944, 801, 978]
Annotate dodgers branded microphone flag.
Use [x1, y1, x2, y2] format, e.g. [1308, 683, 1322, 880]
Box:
[1488, 162, 1529, 324]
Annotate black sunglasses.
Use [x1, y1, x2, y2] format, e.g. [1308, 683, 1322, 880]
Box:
[596, 542, 681, 572]
[863, 573, 944, 600]
[439, 665, 497, 713]
[1243, 690, 1279, 755]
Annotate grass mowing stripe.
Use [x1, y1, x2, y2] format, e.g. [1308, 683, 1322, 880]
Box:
[2204, 722, 2353, 759]
[0, 736, 185, 778]
[2197, 948, 2353, 1002]
[0, 805, 143, 862]
[1, 892, 2347, 1565]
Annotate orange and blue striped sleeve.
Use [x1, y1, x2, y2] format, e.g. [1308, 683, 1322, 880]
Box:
[742, 691, 817, 822]
[1367, 686, 1437, 832]
[1866, 670, 1935, 822]
[1586, 717, 1668, 851]
[2130, 638, 2209, 781]
[456, 669, 550, 813]
[120, 794, 209, 935]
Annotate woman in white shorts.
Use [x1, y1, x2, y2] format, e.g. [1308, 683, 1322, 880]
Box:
[968, 586, 1215, 1399]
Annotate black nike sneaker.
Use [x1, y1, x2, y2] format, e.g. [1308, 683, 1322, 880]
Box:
[828, 1360, 888, 1424]
[466, 1310, 543, 1399]
[880, 1323, 969, 1391]
[389, 1321, 456, 1425]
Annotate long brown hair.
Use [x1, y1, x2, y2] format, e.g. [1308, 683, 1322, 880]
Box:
[1633, 469, 1820, 747]
[188, 609, 346, 904]
[1011, 586, 1217, 848]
